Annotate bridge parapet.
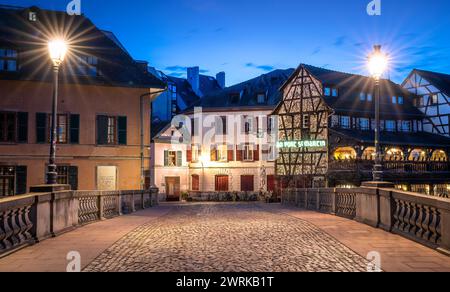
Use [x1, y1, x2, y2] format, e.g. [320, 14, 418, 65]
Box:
[282, 187, 450, 256]
[0, 188, 158, 257]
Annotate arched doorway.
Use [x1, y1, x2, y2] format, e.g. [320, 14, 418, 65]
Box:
[333, 147, 357, 160]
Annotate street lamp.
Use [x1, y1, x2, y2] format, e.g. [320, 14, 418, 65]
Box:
[368, 45, 388, 182]
[46, 39, 68, 185]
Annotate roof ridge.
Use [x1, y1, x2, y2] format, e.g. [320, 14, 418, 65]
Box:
[415, 68, 450, 78]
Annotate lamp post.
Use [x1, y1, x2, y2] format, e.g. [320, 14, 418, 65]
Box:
[368, 45, 388, 182]
[46, 39, 67, 185]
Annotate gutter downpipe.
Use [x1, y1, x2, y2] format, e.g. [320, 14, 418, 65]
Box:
[140, 87, 167, 190]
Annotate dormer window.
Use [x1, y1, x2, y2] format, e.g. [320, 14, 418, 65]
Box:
[332, 88, 338, 97]
[0, 49, 17, 72]
[28, 11, 37, 22]
[397, 96, 404, 105]
[230, 93, 240, 104]
[68, 55, 98, 77]
[324, 87, 338, 97]
[360, 92, 366, 101]
[257, 93, 266, 104]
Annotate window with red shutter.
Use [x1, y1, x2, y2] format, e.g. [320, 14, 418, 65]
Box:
[236, 145, 243, 161]
[215, 175, 229, 192]
[192, 175, 200, 191]
[228, 148, 234, 161]
[241, 175, 254, 192]
[254, 144, 260, 161]
[187, 149, 192, 162]
[267, 175, 275, 192]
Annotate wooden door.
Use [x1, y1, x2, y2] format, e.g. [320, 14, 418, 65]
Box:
[165, 177, 181, 201]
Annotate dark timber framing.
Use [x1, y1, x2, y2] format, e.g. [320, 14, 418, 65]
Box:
[274, 66, 330, 188]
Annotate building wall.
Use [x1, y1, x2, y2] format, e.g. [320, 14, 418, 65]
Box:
[151, 109, 276, 197]
[0, 79, 153, 192]
[403, 73, 450, 137]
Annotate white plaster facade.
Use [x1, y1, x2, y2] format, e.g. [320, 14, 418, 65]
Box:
[151, 108, 277, 199]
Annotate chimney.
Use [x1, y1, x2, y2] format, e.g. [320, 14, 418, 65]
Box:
[187, 67, 200, 96]
[216, 72, 226, 89]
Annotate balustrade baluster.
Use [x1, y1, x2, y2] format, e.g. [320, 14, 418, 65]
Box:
[422, 206, 431, 241]
[428, 207, 440, 244]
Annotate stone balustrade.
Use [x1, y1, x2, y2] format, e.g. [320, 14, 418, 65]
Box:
[0, 188, 158, 257]
[282, 187, 450, 255]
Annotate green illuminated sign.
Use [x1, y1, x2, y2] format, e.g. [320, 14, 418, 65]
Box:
[276, 140, 327, 149]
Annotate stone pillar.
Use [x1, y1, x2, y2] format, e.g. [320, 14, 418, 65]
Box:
[355, 187, 379, 228]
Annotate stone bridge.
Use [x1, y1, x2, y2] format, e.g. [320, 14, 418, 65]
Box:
[0, 187, 449, 272]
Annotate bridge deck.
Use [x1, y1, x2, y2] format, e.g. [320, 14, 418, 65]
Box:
[0, 203, 449, 272]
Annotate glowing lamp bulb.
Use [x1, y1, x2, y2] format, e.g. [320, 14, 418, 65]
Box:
[48, 39, 68, 64]
[368, 45, 388, 80]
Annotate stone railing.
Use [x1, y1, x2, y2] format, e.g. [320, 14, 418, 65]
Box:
[0, 188, 158, 257]
[282, 187, 450, 255]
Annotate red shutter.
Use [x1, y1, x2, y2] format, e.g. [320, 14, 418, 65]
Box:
[236, 145, 243, 161]
[241, 175, 254, 192]
[215, 175, 229, 192]
[192, 175, 200, 191]
[187, 150, 192, 162]
[254, 144, 260, 161]
[267, 175, 275, 192]
[228, 148, 234, 161]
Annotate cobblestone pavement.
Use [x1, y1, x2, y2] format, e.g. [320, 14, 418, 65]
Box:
[84, 203, 369, 272]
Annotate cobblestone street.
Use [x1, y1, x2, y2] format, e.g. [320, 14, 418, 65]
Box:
[84, 203, 369, 272]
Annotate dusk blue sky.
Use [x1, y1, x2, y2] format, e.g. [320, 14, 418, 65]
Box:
[4, 0, 450, 85]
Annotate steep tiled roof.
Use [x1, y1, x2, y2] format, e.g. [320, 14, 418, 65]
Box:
[0, 6, 165, 89]
[282, 64, 424, 119]
[192, 69, 295, 110]
[412, 69, 450, 97]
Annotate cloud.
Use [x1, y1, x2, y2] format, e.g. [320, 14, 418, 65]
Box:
[354, 42, 364, 47]
[165, 66, 209, 74]
[333, 36, 347, 47]
[245, 63, 275, 72]
[311, 47, 321, 55]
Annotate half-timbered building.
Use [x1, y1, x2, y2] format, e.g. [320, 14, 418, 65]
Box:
[402, 69, 450, 137]
[274, 64, 450, 197]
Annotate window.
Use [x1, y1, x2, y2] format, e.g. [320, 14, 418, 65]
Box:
[324, 87, 331, 96]
[0, 49, 17, 72]
[257, 93, 266, 104]
[191, 145, 200, 162]
[367, 93, 373, 102]
[97, 115, 127, 145]
[28, 11, 37, 21]
[392, 96, 397, 104]
[47, 114, 68, 144]
[215, 175, 229, 192]
[0, 112, 16, 143]
[340, 116, 350, 129]
[401, 121, 411, 132]
[244, 116, 253, 134]
[302, 115, 310, 129]
[191, 175, 200, 191]
[69, 55, 98, 76]
[217, 144, 228, 162]
[241, 175, 254, 192]
[398, 96, 404, 105]
[332, 88, 338, 97]
[0, 166, 15, 196]
[267, 116, 276, 134]
[230, 93, 240, 104]
[359, 118, 370, 131]
[56, 165, 69, 185]
[216, 116, 227, 135]
[360, 92, 366, 101]
[386, 120, 396, 132]
[430, 94, 438, 105]
[243, 144, 254, 161]
[107, 117, 116, 144]
[164, 150, 182, 167]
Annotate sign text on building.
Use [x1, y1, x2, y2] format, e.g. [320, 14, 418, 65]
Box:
[276, 140, 327, 149]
